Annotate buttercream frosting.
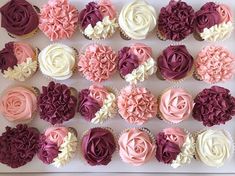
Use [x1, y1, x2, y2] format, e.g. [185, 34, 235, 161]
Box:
[44, 127, 68, 147]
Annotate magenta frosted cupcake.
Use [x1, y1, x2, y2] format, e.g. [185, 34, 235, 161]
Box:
[39, 0, 79, 41]
[155, 127, 195, 168]
[194, 2, 233, 41]
[81, 127, 116, 166]
[194, 45, 235, 84]
[78, 43, 117, 82]
[158, 88, 193, 124]
[38, 81, 78, 125]
[118, 43, 156, 84]
[79, 0, 118, 40]
[0, 124, 40, 168]
[157, 0, 195, 41]
[117, 85, 158, 125]
[157, 45, 194, 82]
[118, 128, 156, 166]
[193, 86, 235, 127]
[77, 85, 116, 124]
[37, 126, 78, 168]
[0, 41, 38, 81]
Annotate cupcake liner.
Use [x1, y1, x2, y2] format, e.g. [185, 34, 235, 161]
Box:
[192, 69, 203, 81]
[156, 27, 167, 41]
[8, 27, 39, 39]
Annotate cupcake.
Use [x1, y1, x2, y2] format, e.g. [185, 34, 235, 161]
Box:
[195, 129, 233, 167]
[157, 45, 194, 82]
[38, 81, 78, 125]
[79, 0, 118, 40]
[194, 2, 233, 41]
[0, 42, 38, 81]
[37, 126, 78, 168]
[77, 85, 116, 124]
[0, 0, 39, 38]
[118, 43, 156, 84]
[118, 128, 156, 166]
[78, 43, 117, 82]
[81, 127, 116, 166]
[39, 0, 79, 41]
[192, 86, 235, 127]
[158, 88, 193, 124]
[155, 127, 195, 168]
[118, 0, 156, 40]
[157, 0, 195, 41]
[194, 45, 235, 84]
[117, 85, 158, 125]
[38, 43, 76, 80]
[0, 86, 38, 123]
[0, 124, 40, 168]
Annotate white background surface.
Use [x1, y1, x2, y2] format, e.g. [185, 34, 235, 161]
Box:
[0, 0, 235, 174]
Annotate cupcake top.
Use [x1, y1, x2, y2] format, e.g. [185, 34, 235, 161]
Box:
[77, 85, 116, 124]
[78, 43, 117, 82]
[118, 128, 156, 166]
[117, 85, 158, 125]
[79, 0, 118, 40]
[195, 129, 233, 167]
[81, 127, 116, 166]
[38, 43, 76, 80]
[194, 2, 233, 41]
[159, 88, 193, 124]
[38, 81, 78, 125]
[39, 0, 79, 41]
[0, 0, 39, 37]
[155, 127, 195, 168]
[157, 0, 195, 41]
[37, 126, 78, 168]
[0, 42, 38, 81]
[193, 86, 235, 127]
[118, 43, 156, 84]
[118, 0, 156, 40]
[0, 124, 40, 168]
[195, 45, 235, 84]
[0, 86, 37, 123]
[157, 45, 194, 81]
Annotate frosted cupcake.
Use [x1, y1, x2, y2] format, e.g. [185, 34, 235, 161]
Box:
[195, 129, 233, 167]
[0, 124, 40, 168]
[193, 86, 235, 127]
[194, 2, 233, 41]
[39, 0, 79, 41]
[194, 45, 235, 84]
[77, 85, 116, 124]
[0, 42, 38, 81]
[157, 0, 195, 41]
[38, 81, 78, 125]
[78, 43, 117, 82]
[38, 43, 76, 80]
[158, 88, 193, 124]
[118, 0, 156, 40]
[37, 126, 78, 168]
[81, 127, 116, 166]
[79, 0, 118, 40]
[0, 86, 38, 123]
[118, 43, 156, 84]
[0, 0, 39, 38]
[155, 127, 195, 168]
[118, 128, 156, 166]
[157, 45, 194, 82]
[117, 85, 158, 125]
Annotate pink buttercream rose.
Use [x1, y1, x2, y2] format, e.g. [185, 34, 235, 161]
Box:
[89, 85, 109, 106]
[98, 0, 116, 20]
[44, 126, 68, 147]
[216, 4, 233, 23]
[118, 86, 158, 125]
[13, 42, 35, 64]
[130, 43, 153, 64]
[163, 127, 187, 148]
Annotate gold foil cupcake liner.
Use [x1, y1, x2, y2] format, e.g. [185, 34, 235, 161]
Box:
[156, 27, 167, 41]
[8, 27, 39, 39]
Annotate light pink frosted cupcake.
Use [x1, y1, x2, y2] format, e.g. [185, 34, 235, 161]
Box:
[194, 45, 235, 84]
[0, 41, 38, 81]
[117, 85, 158, 125]
[78, 43, 118, 82]
[39, 0, 79, 41]
[159, 88, 193, 124]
